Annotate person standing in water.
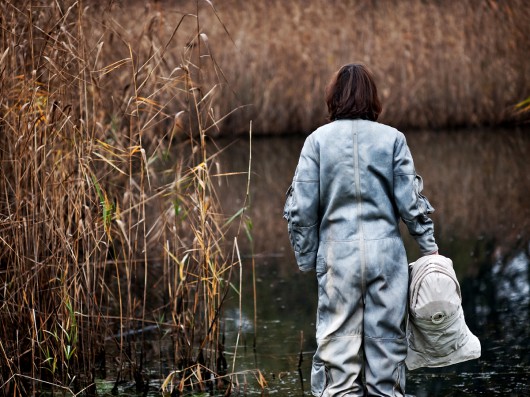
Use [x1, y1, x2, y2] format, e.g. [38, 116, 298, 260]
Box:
[284, 63, 438, 396]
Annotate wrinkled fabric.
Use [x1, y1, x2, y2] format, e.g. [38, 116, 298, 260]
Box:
[406, 255, 481, 370]
[284, 119, 438, 396]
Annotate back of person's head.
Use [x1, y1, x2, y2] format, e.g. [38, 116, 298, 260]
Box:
[325, 63, 382, 122]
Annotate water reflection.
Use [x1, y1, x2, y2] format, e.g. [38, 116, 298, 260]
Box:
[215, 128, 530, 396]
[104, 129, 530, 396]
[223, 247, 529, 396]
[490, 248, 529, 333]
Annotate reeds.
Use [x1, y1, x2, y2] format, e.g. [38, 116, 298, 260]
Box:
[189, 0, 530, 133]
[0, 0, 253, 394]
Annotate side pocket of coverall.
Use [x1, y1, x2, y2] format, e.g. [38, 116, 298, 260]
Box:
[392, 360, 406, 397]
[311, 360, 327, 396]
[315, 255, 327, 330]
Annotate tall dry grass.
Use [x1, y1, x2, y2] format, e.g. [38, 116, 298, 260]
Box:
[165, 0, 529, 134]
[0, 0, 254, 395]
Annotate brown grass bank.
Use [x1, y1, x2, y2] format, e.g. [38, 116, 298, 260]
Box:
[121, 0, 530, 134]
[0, 0, 254, 394]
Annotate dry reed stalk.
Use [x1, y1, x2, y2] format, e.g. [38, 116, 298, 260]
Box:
[0, 0, 255, 395]
[140, 0, 529, 134]
[62, 0, 530, 137]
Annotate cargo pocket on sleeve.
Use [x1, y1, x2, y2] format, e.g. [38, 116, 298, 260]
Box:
[284, 184, 297, 251]
[311, 360, 327, 396]
[413, 174, 434, 217]
[283, 184, 294, 221]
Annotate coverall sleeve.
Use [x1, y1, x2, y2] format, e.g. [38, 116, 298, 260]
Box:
[393, 133, 438, 255]
[283, 137, 320, 272]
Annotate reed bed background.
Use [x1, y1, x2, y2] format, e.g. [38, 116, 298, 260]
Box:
[147, 0, 529, 134]
[0, 0, 256, 395]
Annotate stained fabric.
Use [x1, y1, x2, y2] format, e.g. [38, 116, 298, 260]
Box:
[284, 119, 438, 396]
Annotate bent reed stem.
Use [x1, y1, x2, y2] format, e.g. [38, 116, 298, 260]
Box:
[0, 1, 256, 395]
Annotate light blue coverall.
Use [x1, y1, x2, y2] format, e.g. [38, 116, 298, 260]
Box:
[284, 119, 438, 396]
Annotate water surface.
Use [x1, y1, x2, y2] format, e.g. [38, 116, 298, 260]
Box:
[104, 128, 530, 396]
[217, 128, 530, 397]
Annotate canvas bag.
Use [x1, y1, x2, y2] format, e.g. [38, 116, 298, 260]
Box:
[406, 255, 481, 370]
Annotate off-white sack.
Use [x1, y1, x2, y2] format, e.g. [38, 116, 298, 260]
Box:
[406, 255, 481, 370]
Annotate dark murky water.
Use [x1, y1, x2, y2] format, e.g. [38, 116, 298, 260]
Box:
[106, 128, 530, 396]
[221, 245, 530, 397]
[217, 127, 530, 397]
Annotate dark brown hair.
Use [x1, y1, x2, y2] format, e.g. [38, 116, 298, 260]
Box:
[325, 63, 382, 122]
